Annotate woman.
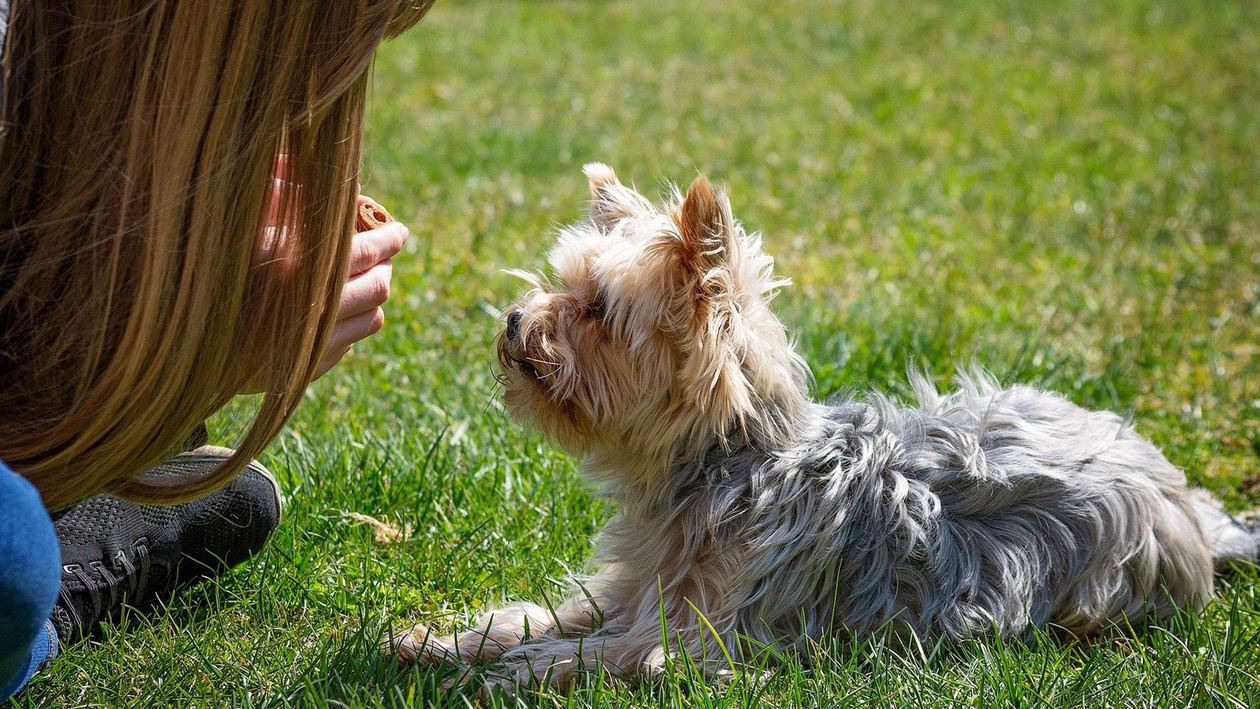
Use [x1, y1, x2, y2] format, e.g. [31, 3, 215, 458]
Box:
[0, 0, 435, 700]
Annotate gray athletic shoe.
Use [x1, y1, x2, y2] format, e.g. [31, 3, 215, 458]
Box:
[49, 446, 283, 644]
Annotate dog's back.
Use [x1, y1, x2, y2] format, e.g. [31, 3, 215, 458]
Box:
[684, 371, 1253, 647]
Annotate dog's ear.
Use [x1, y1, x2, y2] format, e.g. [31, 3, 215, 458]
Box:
[656, 173, 741, 334]
[583, 162, 620, 201]
[670, 175, 752, 422]
[583, 163, 648, 230]
[673, 174, 736, 278]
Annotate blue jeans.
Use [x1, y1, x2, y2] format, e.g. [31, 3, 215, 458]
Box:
[0, 460, 60, 702]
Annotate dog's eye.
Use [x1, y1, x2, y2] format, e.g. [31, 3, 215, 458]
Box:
[584, 293, 606, 320]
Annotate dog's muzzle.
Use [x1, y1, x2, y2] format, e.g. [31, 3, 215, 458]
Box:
[500, 310, 538, 380]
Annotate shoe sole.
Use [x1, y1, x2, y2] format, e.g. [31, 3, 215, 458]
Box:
[168, 445, 286, 522]
[250, 462, 285, 523]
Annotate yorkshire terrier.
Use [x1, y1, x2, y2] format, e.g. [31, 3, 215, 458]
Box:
[393, 164, 1258, 692]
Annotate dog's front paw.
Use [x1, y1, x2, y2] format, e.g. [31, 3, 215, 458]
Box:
[390, 622, 458, 667]
[480, 651, 611, 700]
[475, 657, 563, 702]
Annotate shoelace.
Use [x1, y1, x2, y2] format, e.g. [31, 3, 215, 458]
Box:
[60, 539, 152, 631]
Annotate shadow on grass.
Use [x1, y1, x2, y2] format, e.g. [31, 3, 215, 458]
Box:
[310, 564, 1260, 708]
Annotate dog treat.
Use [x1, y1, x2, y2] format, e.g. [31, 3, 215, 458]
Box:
[355, 201, 394, 232]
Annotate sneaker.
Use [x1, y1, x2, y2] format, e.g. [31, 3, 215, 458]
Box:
[49, 445, 283, 644]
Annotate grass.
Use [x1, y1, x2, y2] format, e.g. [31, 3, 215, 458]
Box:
[16, 0, 1260, 705]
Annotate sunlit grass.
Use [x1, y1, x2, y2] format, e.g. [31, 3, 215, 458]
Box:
[17, 0, 1260, 706]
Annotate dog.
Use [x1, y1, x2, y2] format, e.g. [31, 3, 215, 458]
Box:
[392, 163, 1258, 692]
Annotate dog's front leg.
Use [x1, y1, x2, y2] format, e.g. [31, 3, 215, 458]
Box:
[480, 632, 640, 696]
[393, 593, 604, 667]
[481, 622, 739, 697]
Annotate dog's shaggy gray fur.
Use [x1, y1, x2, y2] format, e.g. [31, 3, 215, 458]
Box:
[670, 370, 1254, 648]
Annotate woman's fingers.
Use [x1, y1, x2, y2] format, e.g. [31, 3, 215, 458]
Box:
[332, 306, 386, 348]
[350, 220, 408, 276]
[311, 307, 386, 381]
[308, 194, 406, 381]
[311, 345, 353, 382]
[338, 259, 394, 320]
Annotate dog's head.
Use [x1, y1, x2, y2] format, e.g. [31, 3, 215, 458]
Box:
[497, 164, 809, 482]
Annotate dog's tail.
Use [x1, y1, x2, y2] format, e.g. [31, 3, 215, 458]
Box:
[1191, 489, 1259, 569]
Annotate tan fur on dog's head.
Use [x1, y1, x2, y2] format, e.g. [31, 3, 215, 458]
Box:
[498, 164, 811, 495]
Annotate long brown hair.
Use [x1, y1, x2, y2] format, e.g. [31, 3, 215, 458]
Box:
[0, 1, 434, 508]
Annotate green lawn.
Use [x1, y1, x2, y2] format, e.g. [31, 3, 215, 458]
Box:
[18, 0, 1260, 706]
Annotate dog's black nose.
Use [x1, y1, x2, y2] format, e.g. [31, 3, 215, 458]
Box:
[506, 310, 522, 340]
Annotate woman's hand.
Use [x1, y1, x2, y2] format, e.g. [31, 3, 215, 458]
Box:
[248, 161, 405, 392]
[310, 195, 408, 381]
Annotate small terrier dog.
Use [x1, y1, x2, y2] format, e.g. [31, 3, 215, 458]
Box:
[393, 164, 1258, 690]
